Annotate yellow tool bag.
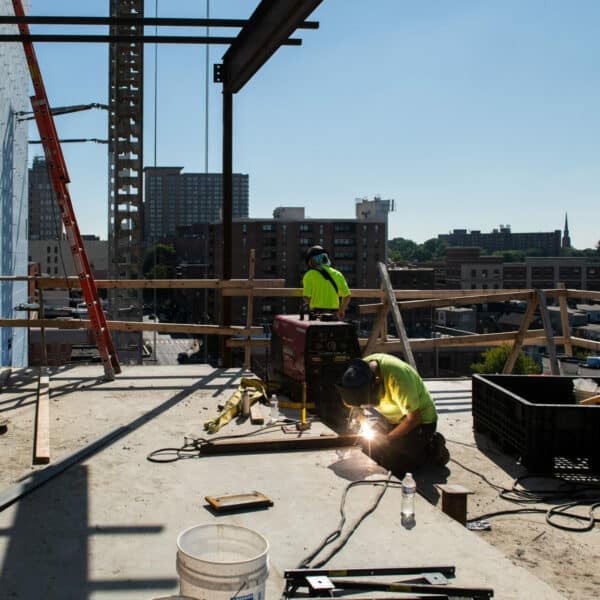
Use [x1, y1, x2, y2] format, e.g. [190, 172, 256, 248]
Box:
[203, 377, 278, 434]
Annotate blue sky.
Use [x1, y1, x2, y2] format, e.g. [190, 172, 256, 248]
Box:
[22, 1, 600, 248]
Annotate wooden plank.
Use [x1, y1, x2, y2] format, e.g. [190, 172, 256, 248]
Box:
[503, 297, 539, 374]
[33, 375, 50, 464]
[566, 289, 600, 302]
[537, 289, 559, 375]
[570, 336, 600, 351]
[557, 283, 573, 356]
[36, 277, 286, 290]
[205, 491, 273, 512]
[222, 287, 303, 297]
[388, 329, 550, 351]
[0, 318, 262, 336]
[377, 262, 416, 368]
[360, 290, 536, 313]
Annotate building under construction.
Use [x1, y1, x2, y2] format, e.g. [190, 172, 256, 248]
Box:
[0, 3, 599, 599]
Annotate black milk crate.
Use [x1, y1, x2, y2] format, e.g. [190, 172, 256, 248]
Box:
[472, 374, 600, 472]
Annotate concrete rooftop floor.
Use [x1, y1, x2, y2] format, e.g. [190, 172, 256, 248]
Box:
[0, 364, 594, 599]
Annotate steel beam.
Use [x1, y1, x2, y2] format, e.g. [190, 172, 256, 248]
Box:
[0, 15, 319, 28]
[222, 0, 322, 93]
[221, 90, 233, 367]
[0, 34, 300, 45]
[199, 435, 361, 455]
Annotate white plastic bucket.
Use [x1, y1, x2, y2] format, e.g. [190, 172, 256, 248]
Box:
[176, 523, 269, 600]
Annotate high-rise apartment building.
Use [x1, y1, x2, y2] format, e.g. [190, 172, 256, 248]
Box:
[143, 167, 249, 244]
[0, 0, 30, 367]
[168, 203, 389, 326]
[28, 156, 62, 240]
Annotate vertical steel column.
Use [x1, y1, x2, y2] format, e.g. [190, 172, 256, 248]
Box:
[221, 90, 233, 367]
[108, 0, 144, 364]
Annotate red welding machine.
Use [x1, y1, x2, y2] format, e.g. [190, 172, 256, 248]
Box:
[269, 314, 361, 431]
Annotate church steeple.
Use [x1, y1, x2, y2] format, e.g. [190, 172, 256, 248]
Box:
[562, 213, 571, 248]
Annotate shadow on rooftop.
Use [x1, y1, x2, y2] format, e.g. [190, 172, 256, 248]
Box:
[0, 465, 177, 599]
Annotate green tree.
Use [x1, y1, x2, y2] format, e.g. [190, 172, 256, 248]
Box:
[470, 344, 540, 375]
[388, 237, 447, 262]
[142, 244, 177, 315]
[491, 249, 526, 262]
[418, 237, 447, 261]
[143, 243, 176, 278]
[388, 237, 419, 262]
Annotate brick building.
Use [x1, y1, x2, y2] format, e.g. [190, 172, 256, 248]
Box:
[165, 206, 388, 326]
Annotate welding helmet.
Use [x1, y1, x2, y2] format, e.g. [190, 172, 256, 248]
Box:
[335, 359, 376, 407]
[305, 245, 331, 266]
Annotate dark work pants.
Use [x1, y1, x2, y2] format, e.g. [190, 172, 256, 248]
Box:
[361, 422, 437, 476]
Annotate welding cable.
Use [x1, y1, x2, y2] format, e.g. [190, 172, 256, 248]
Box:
[297, 472, 396, 570]
[449, 457, 600, 532]
[545, 500, 600, 532]
[146, 421, 293, 462]
[448, 456, 505, 493]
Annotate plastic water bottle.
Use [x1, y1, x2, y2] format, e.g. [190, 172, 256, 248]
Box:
[401, 472, 416, 519]
[270, 394, 279, 422]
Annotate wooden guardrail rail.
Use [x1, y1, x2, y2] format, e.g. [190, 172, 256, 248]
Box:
[2, 273, 600, 374]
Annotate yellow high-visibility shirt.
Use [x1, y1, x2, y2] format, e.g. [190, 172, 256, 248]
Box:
[302, 266, 350, 310]
[364, 353, 437, 425]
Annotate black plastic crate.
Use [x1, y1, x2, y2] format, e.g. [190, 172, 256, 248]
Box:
[472, 374, 600, 472]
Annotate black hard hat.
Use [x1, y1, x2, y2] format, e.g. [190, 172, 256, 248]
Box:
[335, 359, 375, 407]
[305, 245, 329, 265]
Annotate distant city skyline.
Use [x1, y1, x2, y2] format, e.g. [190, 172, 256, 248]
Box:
[21, 0, 600, 249]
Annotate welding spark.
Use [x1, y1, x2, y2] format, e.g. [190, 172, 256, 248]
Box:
[359, 420, 376, 441]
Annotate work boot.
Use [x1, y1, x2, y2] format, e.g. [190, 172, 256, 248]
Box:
[428, 432, 450, 467]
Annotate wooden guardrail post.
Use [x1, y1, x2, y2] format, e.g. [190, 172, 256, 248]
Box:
[363, 296, 389, 356]
[537, 289, 559, 375]
[243, 250, 256, 370]
[375, 262, 416, 369]
[503, 293, 538, 374]
[557, 282, 573, 357]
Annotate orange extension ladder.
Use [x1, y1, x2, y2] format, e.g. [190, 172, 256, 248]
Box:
[12, 0, 121, 379]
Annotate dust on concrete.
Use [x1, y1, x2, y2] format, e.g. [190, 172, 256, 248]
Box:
[1, 369, 599, 599]
[427, 380, 600, 600]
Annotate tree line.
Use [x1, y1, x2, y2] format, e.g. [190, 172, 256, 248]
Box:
[388, 237, 600, 263]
